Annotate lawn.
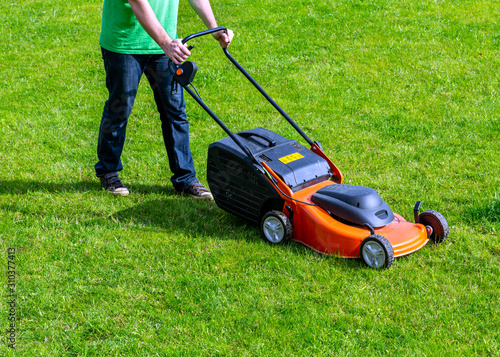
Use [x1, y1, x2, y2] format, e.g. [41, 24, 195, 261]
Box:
[1, 0, 499, 355]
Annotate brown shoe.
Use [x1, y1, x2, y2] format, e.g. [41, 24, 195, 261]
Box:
[178, 180, 213, 200]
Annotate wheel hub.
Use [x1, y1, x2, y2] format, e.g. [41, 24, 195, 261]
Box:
[263, 217, 284, 243]
[361, 241, 386, 268]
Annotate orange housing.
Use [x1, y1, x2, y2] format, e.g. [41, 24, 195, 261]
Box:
[260, 145, 429, 259]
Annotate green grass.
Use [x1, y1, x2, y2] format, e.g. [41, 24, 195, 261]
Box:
[1, 0, 499, 355]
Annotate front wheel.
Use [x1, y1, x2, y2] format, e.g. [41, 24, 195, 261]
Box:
[261, 210, 293, 244]
[360, 234, 394, 269]
[419, 210, 449, 243]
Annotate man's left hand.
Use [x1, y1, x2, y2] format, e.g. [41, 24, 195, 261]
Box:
[213, 29, 233, 48]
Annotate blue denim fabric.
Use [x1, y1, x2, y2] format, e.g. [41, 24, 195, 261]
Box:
[95, 48, 197, 190]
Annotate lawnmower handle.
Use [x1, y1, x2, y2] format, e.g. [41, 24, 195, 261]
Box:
[221, 48, 315, 147]
[178, 26, 316, 157]
[182, 26, 227, 44]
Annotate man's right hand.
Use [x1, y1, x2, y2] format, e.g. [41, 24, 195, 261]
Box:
[163, 39, 191, 65]
[129, 0, 189, 63]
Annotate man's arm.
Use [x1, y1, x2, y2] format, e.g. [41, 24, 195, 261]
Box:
[128, 0, 190, 64]
[188, 0, 233, 48]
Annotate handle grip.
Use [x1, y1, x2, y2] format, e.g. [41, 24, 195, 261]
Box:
[238, 132, 277, 147]
[182, 26, 227, 44]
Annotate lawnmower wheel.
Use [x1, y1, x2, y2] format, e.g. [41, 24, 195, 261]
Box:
[418, 210, 449, 243]
[261, 210, 293, 245]
[360, 234, 394, 269]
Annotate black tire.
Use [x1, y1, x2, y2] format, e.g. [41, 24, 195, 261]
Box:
[360, 234, 394, 269]
[260, 210, 293, 245]
[419, 210, 449, 243]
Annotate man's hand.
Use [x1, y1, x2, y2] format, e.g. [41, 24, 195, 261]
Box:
[212, 29, 233, 48]
[128, 0, 190, 64]
[163, 39, 191, 65]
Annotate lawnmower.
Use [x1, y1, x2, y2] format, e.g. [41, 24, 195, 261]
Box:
[171, 27, 449, 269]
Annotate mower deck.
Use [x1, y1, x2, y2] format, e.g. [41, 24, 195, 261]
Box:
[262, 165, 429, 258]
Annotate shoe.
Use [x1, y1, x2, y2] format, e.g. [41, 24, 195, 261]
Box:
[178, 180, 213, 200]
[99, 172, 130, 196]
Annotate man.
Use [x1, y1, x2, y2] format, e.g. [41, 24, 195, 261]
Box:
[95, 0, 233, 198]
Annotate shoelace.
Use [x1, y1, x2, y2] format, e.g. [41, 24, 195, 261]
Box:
[190, 182, 208, 193]
[105, 174, 124, 188]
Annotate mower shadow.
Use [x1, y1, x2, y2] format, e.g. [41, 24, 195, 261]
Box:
[112, 196, 365, 271]
[111, 196, 261, 243]
[0, 179, 357, 265]
[110, 195, 343, 261]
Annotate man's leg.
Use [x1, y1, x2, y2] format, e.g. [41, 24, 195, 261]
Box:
[95, 48, 144, 177]
[144, 55, 198, 191]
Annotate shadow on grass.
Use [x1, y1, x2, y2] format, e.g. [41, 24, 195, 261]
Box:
[112, 196, 256, 240]
[0, 179, 97, 194]
[0, 179, 358, 266]
[111, 196, 360, 268]
[0, 179, 196, 196]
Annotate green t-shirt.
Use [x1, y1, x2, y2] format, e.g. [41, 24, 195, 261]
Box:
[100, 0, 179, 54]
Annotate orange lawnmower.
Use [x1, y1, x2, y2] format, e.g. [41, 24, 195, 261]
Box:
[171, 27, 449, 269]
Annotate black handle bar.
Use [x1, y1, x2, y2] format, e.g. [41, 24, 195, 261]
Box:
[182, 26, 227, 44]
[178, 27, 315, 163]
[221, 48, 314, 146]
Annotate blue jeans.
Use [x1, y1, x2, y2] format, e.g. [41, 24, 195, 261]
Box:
[95, 48, 197, 190]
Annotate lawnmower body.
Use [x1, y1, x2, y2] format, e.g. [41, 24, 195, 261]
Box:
[207, 127, 332, 224]
[173, 27, 448, 268]
[207, 128, 430, 258]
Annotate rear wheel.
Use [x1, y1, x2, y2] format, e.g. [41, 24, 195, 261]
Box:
[419, 210, 449, 243]
[360, 234, 394, 269]
[261, 210, 293, 244]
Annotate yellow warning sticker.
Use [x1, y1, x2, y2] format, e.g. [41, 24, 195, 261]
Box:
[279, 152, 304, 164]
